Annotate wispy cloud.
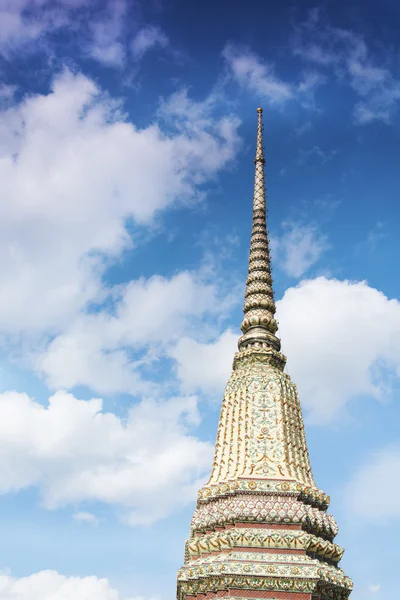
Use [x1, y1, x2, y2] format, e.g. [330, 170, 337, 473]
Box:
[0, 83, 16, 100]
[295, 120, 312, 136]
[222, 43, 327, 110]
[298, 145, 338, 165]
[292, 8, 400, 124]
[131, 25, 168, 60]
[0, 0, 91, 56]
[222, 43, 293, 105]
[271, 222, 330, 278]
[87, 0, 128, 67]
[0, 0, 170, 71]
[367, 221, 387, 249]
[297, 70, 326, 109]
[354, 221, 388, 256]
[346, 445, 400, 519]
[73, 511, 99, 526]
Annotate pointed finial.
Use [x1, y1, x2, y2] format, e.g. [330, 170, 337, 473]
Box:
[238, 108, 281, 353]
[255, 108, 265, 167]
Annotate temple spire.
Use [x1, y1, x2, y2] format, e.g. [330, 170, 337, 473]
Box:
[238, 108, 280, 352]
[177, 108, 352, 600]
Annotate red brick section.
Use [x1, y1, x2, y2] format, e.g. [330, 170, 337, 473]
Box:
[232, 548, 306, 555]
[189, 547, 307, 559]
[230, 592, 312, 599]
[185, 593, 316, 599]
[235, 523, 302, 531]
[186, 593, 228, 600]
[200, 523, 303, 536]
[189, 551, 307, 561]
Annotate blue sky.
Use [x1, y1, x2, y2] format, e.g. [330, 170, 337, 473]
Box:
[0, 0, 399, 598]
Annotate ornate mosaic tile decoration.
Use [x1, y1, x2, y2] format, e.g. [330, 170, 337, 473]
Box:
[176, 109, 353, 600]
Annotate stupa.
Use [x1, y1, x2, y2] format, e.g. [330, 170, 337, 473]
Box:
[176, 108, 352, 600]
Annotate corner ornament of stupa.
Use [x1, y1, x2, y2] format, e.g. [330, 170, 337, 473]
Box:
[176, 109, 353, 600]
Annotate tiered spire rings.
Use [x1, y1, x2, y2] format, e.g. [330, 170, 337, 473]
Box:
[239, 108, 280, 353]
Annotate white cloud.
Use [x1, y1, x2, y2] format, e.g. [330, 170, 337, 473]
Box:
[222, 44, 293, 105]
[368, 584, 381, 593]
[0, 570, 136, 600]
[346, 446, 400, 520]
[271, 222, 329, 278]
[36, 271, 233, 394]
[277, 277, 400, 423]
[131, 26, 168, 60]
[73, 511, 99, 525]
[0, 390, 213, 524]
[0, 70, 240, 337]
[170, 329, 238, 394]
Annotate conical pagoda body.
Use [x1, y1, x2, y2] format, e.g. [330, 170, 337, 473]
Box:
[176, 109, 352, 600]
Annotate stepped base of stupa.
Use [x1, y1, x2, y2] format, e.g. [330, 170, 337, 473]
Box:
[177, 484, 352, 600]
